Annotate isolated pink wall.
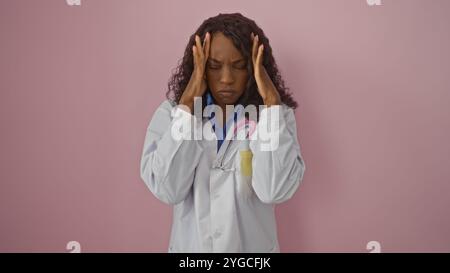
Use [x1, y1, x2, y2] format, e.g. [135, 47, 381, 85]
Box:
[1, 0, 449, 252]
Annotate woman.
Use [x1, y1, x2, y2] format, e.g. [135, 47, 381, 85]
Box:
[140, 13, 306, 252]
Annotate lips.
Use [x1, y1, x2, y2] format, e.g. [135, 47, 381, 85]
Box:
[218, 89, 236, 96]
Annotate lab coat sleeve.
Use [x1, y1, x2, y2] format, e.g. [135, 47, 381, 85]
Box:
[140, 100, 204, 205]
[249, 104, 306, 204]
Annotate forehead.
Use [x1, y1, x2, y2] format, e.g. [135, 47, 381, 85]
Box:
[209, 32, 244, 61]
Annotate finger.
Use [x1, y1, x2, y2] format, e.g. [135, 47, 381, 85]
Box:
[203, 32, 209, 46]
[204, 32, 210, 60]
[256, 44, 264, 67]
[195, 35, 204, 59]
[192, 45, 198, 67]
[252, 35, 259, 65]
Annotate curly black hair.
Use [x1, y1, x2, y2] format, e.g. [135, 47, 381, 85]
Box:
[166, 12, 298, 113]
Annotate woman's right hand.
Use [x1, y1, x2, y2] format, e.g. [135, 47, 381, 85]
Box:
[179, 32, 211, 113]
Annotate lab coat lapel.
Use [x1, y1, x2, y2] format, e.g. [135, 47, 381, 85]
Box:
[213, 119, 238, 167]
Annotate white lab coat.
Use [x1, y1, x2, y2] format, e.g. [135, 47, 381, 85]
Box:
[140, 99, 306, 252]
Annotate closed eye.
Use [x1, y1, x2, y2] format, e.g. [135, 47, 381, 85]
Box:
[234, 63, 247, 69]
[208, 64, 221, 70]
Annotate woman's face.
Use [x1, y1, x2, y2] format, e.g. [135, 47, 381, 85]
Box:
[205, 32, 249, 110]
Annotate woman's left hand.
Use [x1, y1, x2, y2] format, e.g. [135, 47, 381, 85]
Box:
[251, 32, 281, 107]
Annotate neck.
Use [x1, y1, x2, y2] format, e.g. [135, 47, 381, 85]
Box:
[218, 104, 234, 127]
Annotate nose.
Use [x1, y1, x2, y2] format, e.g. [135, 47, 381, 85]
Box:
[219, 66, 234, 85]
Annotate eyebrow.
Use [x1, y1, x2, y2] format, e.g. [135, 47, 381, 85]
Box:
[208, 58, 246, 64]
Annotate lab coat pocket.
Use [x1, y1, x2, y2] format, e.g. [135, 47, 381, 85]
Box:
[237, 149, 254, 199]
[239, 150, 253, 176]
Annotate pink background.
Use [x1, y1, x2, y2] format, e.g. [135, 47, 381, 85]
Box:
[1, 0, 449, 252]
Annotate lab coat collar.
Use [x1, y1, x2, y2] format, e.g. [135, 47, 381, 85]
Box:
[205, 91, 245, 167]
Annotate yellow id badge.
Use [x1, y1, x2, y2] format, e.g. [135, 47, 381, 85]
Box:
[239, 150, 253, 177]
